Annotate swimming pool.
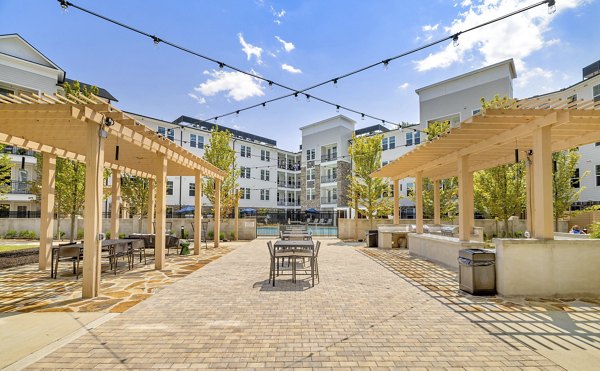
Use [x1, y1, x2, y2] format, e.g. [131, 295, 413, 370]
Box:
[257, 226, 338, 237]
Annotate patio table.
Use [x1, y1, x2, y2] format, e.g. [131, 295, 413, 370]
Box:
[281, 232, 312, 241]
[273, 239, 316, 286]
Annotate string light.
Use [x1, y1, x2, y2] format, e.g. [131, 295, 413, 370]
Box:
[305, 94, 310, 102]
[452, 34, 460, 47]
[383, 59, 390, 70]
[336, 105, 340, 113]
[333, 78, 338, 88]
[60, 0, 553, 127]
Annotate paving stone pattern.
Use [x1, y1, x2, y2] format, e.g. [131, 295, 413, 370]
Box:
[29, 239, 561, 369]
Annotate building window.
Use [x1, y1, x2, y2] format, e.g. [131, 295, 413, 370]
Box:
[241, 167, 250, 178]
[593, 84, 600, 102]
[261, 150, 270, 162]
[306, 168, 315, 181]
[414, 131, 421, 145]
[166, 181, 173, 195]
[567, 94, 577, 104]
[198, 136, 204, 149]
[472, 108, 481, 115]
[388, 136, 395, 149]
[167, 128, 174, 141]
[382, 161, 388, 167]
[241, 145, 251, 158]
[260, 189, 270, 200]
[306, 148, 315, 161]
[189, 183, 195, 196]
[406, 132, 413, 146]
[306, 188, 315, 200]
[240, 188, 251, 199]
[596, 165, 600, 186]
[382, 137, 388, 151]
[572, 168, 580, 188]
[190, 134, 197, 148]
[157, 126, 174, 141]
[0, 87, 14, 96]
[157, 126, 166, 136]
[406, 182, 414, 196]
[261, 169, 270, 181]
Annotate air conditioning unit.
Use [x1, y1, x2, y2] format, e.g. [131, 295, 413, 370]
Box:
[583, 60, 600, 80]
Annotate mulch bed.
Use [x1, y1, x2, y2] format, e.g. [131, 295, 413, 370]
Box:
[0, 248, 39, 269]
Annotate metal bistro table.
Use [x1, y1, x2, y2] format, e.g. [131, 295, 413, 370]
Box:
[273, 239, 316, 286]
[281, 231, 312, 241]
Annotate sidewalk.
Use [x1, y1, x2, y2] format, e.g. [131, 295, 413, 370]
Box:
[23, 239, 567, 369]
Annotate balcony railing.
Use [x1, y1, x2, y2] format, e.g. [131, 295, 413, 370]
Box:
[277, 181, 301, 189]
[277, 201, 301, 207]
[320, 196, 337, 204]
[8, 181, 31, 194]
[321, 154, 337, 162]
[277, 162, 301, 171]
[0, 210, 41, 218]
[320, 176, 337, 184]
[2, 146, 36, 156]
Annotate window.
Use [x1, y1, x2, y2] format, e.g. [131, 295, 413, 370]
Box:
[382, 137, 388, 151]
[382, 161, 388, 167]
[240, 167, 250, 179]
[0, 87, 14, 96]
[190, 134, 197, 148]
[567, 94, 577, 104]
[260, 189, 270, 200]
[241, 145, 251, 158]
[261, 150, 270, 162]
[189, 183, 195, 196]
[157, 127, 174, 141]
[406, 182, 414, 197]
[306, 148, 315, 161]
[260, 169, 270, 181]
[596, 165, 600, 186]
[306, 168, 315, 181]
[388, 136, 395, 149]
[197, 136, 204, 149]
[240, 188, 251, 199]
[306, 188, 315, 200]
[472, 108, 481, 116]
[593, 84, 600, 102]
[166, 181, 173, 195]
[167, 128, 174, 141]
[414, 131, 421, 145]
[406, 132, 413, 146]
[572, 168, 580, 188]
[157, 126, 166, 136]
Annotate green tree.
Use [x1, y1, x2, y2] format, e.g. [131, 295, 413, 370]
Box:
[349, 133, 392, 227]
[553, 149, 587, 230]
[120, 174, 150, 232]
[202, 128, 240, 219]
[0, 146, 13, 198]
[474, 163, 525, 236]
[62, 80, 99, 97]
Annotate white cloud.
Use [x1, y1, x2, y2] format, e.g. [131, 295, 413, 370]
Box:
[275, 36, 295, 52]
[545, 38, 560, 46]
[238, 33, 262, 64]
[460, 0, 472, 7]
[414, 0, 588, 73]
[194, 70, 264, 101]
[188, 93, 206, 104]
[422, 24, 439, 32]
[399, 82, 410, 89]
[274, 19, 281, 25]
[271, 6, 286, 18]
[281, 64, 302, 74]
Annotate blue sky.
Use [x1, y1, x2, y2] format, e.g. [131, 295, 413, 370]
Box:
[1, 0, 598, 151]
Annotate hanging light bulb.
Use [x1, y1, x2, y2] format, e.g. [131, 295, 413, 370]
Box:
[333, 78, 338, 88]
[547, 0, 556, 14]
[236, 110, 240, 117]
[305, 94, 310, 102]
[383, 60, 390, 70]
[361, 114, 365, 121]
[218, 62, 225, 70]
[336, 105, 340, 113]
[268, 81, 273, 90]
[262, 102, 267, 109]
[59, 0, 69, 13]
[452, 34, 460, 47]
[152, 36, 161, 46]
[294, 92, 299, 101]
[215, 116, 218, 121]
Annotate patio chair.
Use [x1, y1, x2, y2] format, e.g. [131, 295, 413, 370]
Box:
[292, 240, 321, 287]
[107, 242, 133, 275]
[52, 243, 82, 279]
[129, 238, 146, 264]
[165, 235, 181, 255]
[267, 241, 296, 286]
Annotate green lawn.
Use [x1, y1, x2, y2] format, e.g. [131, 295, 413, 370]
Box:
[0, 244, 39, 253]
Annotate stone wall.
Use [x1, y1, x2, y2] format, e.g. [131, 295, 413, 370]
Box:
[336, 161, 351, 207]
[408, 234, 484, 269]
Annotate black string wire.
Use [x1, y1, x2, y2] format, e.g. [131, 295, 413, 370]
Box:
[58, 0, 551, 129]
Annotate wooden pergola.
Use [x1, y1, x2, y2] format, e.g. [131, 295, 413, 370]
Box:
[0, 92, 226, 298]
[373, 97, 600, 240]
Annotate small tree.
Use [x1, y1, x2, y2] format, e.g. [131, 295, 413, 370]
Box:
[0, 145, 13, 198]
[121, 174, 150, 232]
[202, 128, 240, 219]
[553, 149, 587, 230]
[348, 133, 392, 228]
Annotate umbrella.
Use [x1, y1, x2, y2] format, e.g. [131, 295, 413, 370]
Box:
[175, 205, 195, 214]
[240, 208, 256, 214]
[305, 208, 318, 214]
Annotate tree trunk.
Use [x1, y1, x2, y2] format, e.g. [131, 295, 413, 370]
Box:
[138, 216, 143, 233]
[70, 213, 76, 243]
[503, 217, 509, 237]
[56, 211, 61, 240]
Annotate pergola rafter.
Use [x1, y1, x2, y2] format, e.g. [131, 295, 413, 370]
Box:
[0, 92, 226, 298]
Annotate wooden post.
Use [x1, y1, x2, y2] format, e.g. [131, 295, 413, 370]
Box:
[194, 170, 202, 255]
[110, 169, 120, 238]
[82, 123, 105, 298]
[458, 156, 474, 241]
[147, 178, 155, 234]
[39, 153, 56, 270]
[214, 178, 221, 248]
[525, 159, 534, 236]
[393, 179, 400, 224]
[433, 179, 441, 225]
[154, 154, 167, 269]
[532, 126, 553, 239]
[415, 172, 424, 233]
[234, 190, 239, 241]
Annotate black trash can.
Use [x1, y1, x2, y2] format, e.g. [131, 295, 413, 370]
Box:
[458, 249, 496, 295]
[366, 230, 378, 247]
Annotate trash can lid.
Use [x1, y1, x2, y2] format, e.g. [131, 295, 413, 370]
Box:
[459, 248, 495, 260]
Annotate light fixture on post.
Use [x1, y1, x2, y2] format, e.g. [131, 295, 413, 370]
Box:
[104, 117, 114, 127]
[547, 0, 556, 14]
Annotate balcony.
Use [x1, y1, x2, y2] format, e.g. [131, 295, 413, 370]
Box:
[277, 200, 301, 207]
[321, 153, 337, 162]
[320, 196, 337, 204]
[277, 161, 301, 171]
[320, 176, 337, 184]
[8, 181, 31, 194]
[277, 181, 301, 189]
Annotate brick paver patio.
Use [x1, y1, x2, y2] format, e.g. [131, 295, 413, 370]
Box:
[23, 239, 575, 370]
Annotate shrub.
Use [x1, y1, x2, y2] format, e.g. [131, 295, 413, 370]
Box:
[58, 230, 65, 239]
[18, 230, 37, 239]
[589, 221, 600, 238]
[118, 233, 126, 239]
[219, 232, 226, 241]
[105, 232, 111, 239]
[76, 229, 84, 239]
[4, 230, 17, 239]
[207, 230, 214, 239]
[229, 231, 235, 240]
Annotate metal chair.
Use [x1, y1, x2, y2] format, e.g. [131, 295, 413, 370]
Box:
[52, 243, 82, 279]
